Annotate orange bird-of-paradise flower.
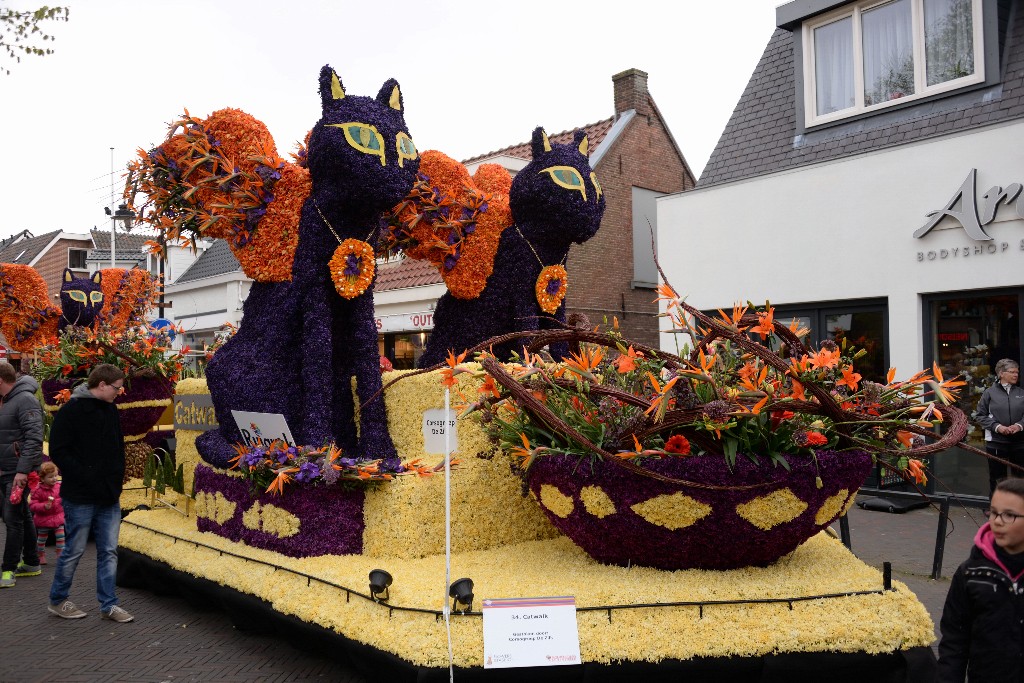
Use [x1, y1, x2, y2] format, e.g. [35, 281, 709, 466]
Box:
[717, 302, 749, 330]
[836, 365, 862, 391]
[929, 362, 967, 405]
[440, 349, 469, 388]
[644, 371, 679, 420]
[564, 345, 604, 379]
[265, 467, 300, 496]
[52, 388, 72, 405]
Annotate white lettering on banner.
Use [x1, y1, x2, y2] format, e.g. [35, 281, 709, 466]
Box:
[375, 311, 434, 333]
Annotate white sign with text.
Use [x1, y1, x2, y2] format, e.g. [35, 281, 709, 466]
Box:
[482, 596, 581, 669]
[421, 409, 457, 454]
[231, 410, 296, 449]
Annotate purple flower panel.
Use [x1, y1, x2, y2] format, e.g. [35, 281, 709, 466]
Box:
[43, 375, 172, 440]
[193, 464, 364, 558]
[526, 450, 872, 571]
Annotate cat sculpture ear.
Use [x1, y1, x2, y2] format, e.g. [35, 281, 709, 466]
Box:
[319, 65, 346, 110]
[574, 130, 589, 157]
[63, 268, 74, 283]
[530, 127, 552, 159]
[91, 271, 102, 285]
[376, 79, 403, 113]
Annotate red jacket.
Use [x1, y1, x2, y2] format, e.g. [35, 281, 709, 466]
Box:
[28, 480, 64, 529]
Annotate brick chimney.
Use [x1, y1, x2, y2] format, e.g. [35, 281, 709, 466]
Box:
[612, 68, 650, 116]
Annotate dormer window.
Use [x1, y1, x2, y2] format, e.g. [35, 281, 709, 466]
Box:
[803, 0, 984, 126]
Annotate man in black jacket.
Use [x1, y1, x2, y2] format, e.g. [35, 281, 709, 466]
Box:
[0, 361, 43, 588]
[46, 363, 133, 622]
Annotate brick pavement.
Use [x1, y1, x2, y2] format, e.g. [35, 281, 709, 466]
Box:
[0, 498, 984, 682]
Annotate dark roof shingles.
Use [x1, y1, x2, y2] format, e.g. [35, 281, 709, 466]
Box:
[0, 229, 60, 265]
[174, 240, 241, 283]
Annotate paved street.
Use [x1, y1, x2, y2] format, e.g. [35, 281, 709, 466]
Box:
[0, 498, 982, 682]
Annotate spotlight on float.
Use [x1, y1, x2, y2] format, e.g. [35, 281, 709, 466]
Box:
[369, 569, 393, 602]
[449, 577, 474, 613]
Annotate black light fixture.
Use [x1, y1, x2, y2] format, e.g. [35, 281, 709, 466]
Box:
[449, 577, 474, 613]
[369, 569, 393, 602]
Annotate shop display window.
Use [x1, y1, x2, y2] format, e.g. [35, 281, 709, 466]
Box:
[925, 290, 1022, 498]
[379, 331, 430, 370]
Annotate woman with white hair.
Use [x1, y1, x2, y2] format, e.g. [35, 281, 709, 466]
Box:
[976, 358, 1024, 496]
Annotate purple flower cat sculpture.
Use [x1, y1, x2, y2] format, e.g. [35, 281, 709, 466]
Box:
[197, 66, 419, 469]
[418, 128, 605, 366]
[58, 268, 103, 332]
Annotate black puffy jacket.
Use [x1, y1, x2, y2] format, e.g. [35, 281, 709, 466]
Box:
[937, 524, 1024, 682]
[48, 383, 124, 505]
[0, 375, 43, 478]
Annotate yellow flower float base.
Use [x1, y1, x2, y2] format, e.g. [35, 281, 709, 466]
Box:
[119, 373, 937, 678]
[118, 508, 935, 677]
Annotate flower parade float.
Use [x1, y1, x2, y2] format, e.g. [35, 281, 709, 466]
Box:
[112, 66, 956, 681]
[0, 263, 178, 478]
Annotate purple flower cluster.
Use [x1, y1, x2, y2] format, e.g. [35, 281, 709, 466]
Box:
[43, 375, 171, 440]
[526, 450, 873, 571]
[194, 464, 364, 557]
[197, 66, 420, 470]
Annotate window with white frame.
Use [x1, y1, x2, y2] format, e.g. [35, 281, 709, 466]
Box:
[803, 0, 984, 126]
[67, 248, 88, 271]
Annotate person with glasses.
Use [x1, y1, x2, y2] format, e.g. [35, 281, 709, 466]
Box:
[937, 477, 1024, 682]
[46, 363, 134, 623]
[976, 358, 1024, 496]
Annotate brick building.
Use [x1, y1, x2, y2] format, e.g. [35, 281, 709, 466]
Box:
[374, 68, 695, 367]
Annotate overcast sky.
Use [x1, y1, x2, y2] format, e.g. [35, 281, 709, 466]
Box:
[0, 0, 779, 241]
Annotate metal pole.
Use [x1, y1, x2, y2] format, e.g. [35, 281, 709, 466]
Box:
[932, 495, 951, 580]
[110, 147, 116, 269]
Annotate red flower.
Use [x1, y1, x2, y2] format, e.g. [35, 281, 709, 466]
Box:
[664, 434, 691, 455]
[806, 432, 828, 446]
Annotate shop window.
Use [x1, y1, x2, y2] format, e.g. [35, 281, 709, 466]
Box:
[802, 0, 984, 126]
[379, 331, 430, 370]
[924, 289, 1023, 498]
[773, 301, 888, 383]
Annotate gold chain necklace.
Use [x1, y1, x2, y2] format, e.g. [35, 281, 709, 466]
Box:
[314, 198, 378, 299]
[515, 226, 568, 315]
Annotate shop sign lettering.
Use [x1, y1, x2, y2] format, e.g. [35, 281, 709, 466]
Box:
[174, 394, 219, 431]
[915, 169, 1023, 240]
[916, 239, 1024, 262]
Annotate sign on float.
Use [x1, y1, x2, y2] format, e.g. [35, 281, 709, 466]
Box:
[482, 596, 581, 669]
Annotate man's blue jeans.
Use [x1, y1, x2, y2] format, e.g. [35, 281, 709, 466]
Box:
[48, 501, 121, 611]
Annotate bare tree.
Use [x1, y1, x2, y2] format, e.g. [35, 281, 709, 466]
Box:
[1, 4, 69, 76]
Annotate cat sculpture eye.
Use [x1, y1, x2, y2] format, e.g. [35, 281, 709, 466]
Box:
[396, 132, 417, 167]
[329, 122, 386, 165]
[67, 290, 87, 303]
[90, 291, 103, 303]
[541, 165, 587, 200]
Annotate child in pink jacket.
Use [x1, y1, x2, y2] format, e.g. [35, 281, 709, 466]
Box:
[29, 462, 64, 565]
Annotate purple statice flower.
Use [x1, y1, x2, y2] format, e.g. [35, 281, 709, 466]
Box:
[344, 253, 363, 277]
[443, 254, 458, 271]
[320, 457, 340, 485]
[294, 461, 321, 484]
